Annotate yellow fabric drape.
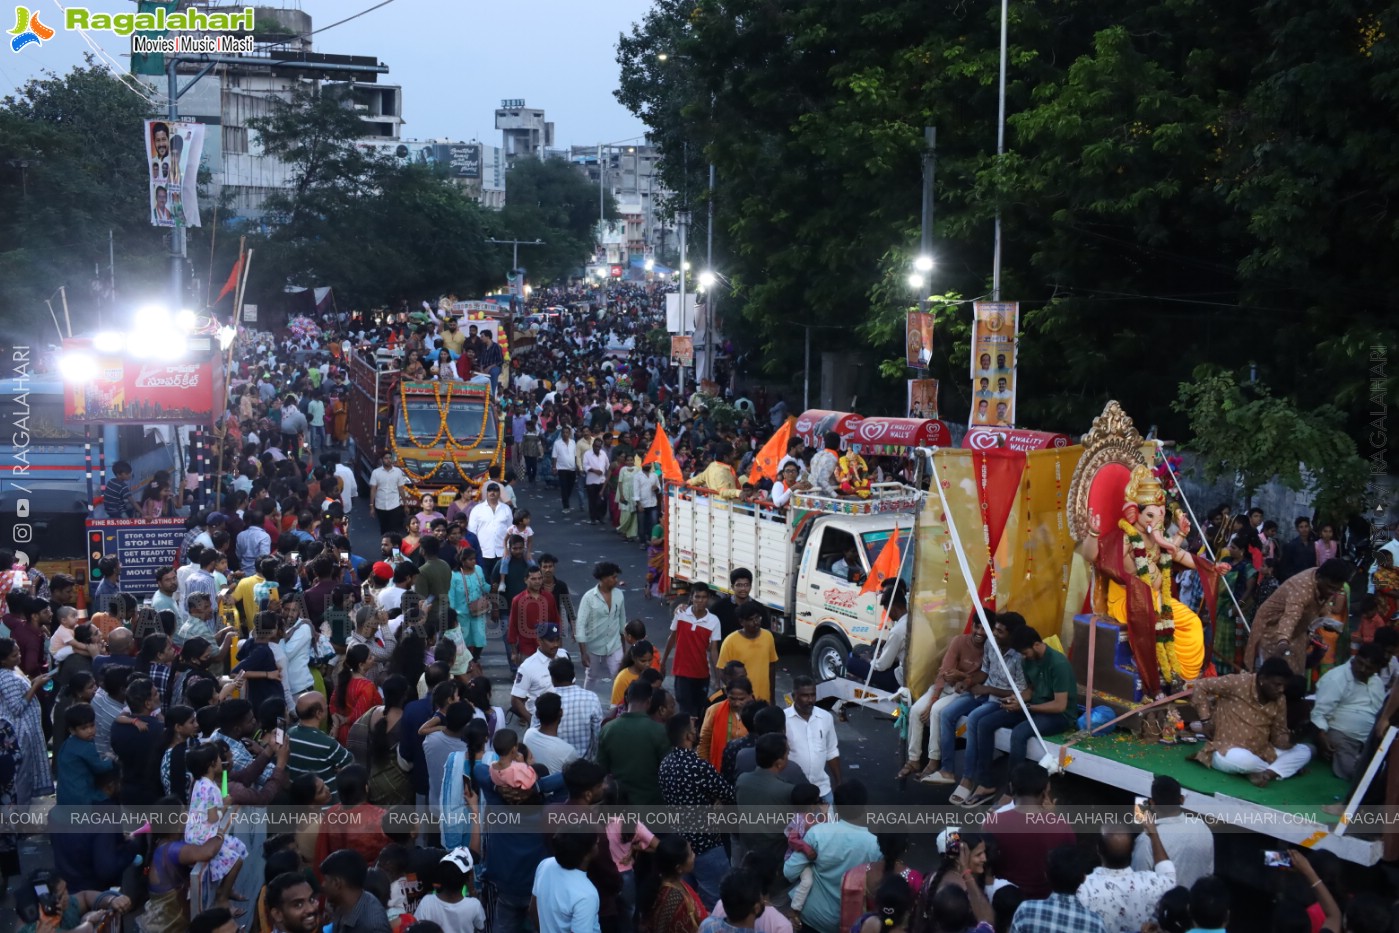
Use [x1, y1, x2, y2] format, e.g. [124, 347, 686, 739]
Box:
[1106, 580, 1205, 681]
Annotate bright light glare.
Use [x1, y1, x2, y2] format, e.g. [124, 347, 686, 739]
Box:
[908, 273, 926, 289]
[93, 331, 123, 353]
[914, 255, 934, 272]
[216, 326, 237, 351]
[657, 52, 669, 61]
[644, 258, 655, 271]
[698, 270, 716, 289]
[58, 353, 94, 384]
[682, 261, 691, 271]
[152, 333, 187, 361]
[175, 309, 197, 332]
[133, 305, 169, 331]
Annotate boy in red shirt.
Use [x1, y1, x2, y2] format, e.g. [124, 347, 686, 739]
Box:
[662, 582, 721, 718]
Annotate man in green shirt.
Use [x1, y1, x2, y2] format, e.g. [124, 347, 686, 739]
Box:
[596, 680, 670, 805]
[413, 535, 454, 612]
[964, 623, 1078, 806]
[287, 691, 354, 802]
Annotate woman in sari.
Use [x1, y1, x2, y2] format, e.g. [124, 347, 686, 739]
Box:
[345, 674, 414, 806]
[330, 643, 380, 746]
[142, 795, 226, 933]
[646, 522, 666, 600]
[642, 835, 706, 933]
[0, 638, 52, 803]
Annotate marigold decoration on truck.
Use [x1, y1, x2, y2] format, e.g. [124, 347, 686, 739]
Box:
[397, 381, 493, 452]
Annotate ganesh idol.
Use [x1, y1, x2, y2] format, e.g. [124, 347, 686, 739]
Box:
[1078, 464, 1226, 698]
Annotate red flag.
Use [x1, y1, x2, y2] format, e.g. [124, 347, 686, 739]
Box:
[642, 423, 683, 484]
[861, 527, 903, 594]
[214, 253, 244, 304]
[748, 416, 794, 485]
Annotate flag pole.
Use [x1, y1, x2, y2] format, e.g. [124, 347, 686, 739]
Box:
[213, 239, 250, 508]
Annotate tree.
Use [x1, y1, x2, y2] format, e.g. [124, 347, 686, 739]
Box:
[246, 84, 494, 307]
[0, 58, 163, 337]
[494, 157, 618, 284]
[615, 0, 1399, 467]
[1174, 367, 1370, 519]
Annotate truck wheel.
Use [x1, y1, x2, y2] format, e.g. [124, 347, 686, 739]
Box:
[811, 633, 849, 683]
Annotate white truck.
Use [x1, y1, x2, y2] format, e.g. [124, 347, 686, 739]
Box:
[665, 482, 922, 687]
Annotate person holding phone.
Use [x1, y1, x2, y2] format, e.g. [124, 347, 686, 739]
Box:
[17, 870, 132, 933]
[1077, 810, 1176, 933]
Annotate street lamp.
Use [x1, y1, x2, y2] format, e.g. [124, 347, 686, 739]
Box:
[644, 257, 655, 272]
[698, 270, 716, 290]
[907, 272, 926, 290]
[914, 255, 934, 273]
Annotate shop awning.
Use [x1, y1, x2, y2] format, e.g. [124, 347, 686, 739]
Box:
[845, 417, 951, 452]
[962, 426, 1073, 452]
[794, 409, 864, 446]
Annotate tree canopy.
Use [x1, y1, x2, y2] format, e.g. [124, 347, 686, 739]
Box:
[616, 0, 1399, 463]
[495, 156, 619, 284]
[0, 59, 163, 339]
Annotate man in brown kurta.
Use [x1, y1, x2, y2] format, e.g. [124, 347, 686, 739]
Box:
[1191, 659, 1310, 785]
[1244, 560, 1350, 673]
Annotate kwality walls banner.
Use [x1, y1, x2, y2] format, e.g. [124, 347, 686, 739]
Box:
[968, 301, 1018, 428]
[62, 341, 225, 425]
[146, 119, 205, 228]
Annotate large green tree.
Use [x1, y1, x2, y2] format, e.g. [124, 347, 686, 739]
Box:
[616, 0, 1399, 462]
[0, 59, 164, 338]
[494, 156, 618, 284]
[247, 84, 494, 307]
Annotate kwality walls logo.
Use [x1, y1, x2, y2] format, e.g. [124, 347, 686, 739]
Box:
[11, 5, 257, 54]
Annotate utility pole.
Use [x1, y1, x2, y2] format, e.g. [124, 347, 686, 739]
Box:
[992, 0, 1008, 300]
[677, 210, 690, 398]
[920, 127, 936, 314]
[704, 163, 716, 383]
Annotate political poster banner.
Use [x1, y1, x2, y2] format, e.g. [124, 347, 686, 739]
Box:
[146, 119, 205, 228]
[670, 335, 694, 366]
[968, 302, 1018, 427]
[905, 311, 934, 369]
[908, 379, 939, 419]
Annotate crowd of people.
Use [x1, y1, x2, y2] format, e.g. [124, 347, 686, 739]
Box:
[3, 279, 1398, 933]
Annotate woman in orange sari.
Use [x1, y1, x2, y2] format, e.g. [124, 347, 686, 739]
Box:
[698, 679, 752, 769]
[643, 835, 706, 933]
[330, 643, 380, 746]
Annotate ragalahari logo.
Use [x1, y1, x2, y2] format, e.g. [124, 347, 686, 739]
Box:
[9, 6, 54, 52]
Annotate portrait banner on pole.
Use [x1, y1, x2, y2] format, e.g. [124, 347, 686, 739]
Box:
[145, 119, 205, 228]
[968, 301, 1018, 427]
[670, 335, 694, 366]
[908, 379, 939, 419]
[905, 311, 934, 369]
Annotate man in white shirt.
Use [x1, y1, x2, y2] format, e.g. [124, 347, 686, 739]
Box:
[582, 437, 610, 524]
[1311, 644, 1387, 779]
[573, 428, 593, 512]
[632, 465, 661, 540]
[552, 425, 578, 513]
[523, 691, 579, 775]
[377, 563, 417, 618]
[467, 483, 513, 580]
[844, 582, 907, 692]
[1130, 775, 1214, 888]
[368, 452, 409, 535]
[1079, 816, 1176, 933]
[784, 676, 840, 801]
[510, 623, 569, 726]
[331, 454, 359, 517]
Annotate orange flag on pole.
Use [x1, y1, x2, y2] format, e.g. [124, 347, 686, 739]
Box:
[861, 527, 903, 594]
[642, 423, 683, 484]
[748, 416, 795, 485]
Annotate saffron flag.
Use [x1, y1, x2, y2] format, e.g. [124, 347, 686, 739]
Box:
[214, 252, 244, 304]
[861, 527, 903, 595]
[748, 416, 795, 485]
[642, 423, 683, 484]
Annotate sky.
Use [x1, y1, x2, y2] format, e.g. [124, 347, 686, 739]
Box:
[1, 0, 656, 147]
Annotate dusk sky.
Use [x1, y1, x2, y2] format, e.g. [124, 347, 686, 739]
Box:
[2, 0, 656, 148]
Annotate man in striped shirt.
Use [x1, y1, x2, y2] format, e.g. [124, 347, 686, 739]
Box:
[287, 691, 353, 802]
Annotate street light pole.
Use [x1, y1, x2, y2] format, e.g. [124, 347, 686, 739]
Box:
[677, 209, 690, 398]
[920, 127, 936, 314]
[992, 0, 1008, 301]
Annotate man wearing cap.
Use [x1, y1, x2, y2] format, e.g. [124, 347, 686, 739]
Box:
[467, 483, 513, 580]
[377, 562, 418, 617]
[510, 623, 569, 727]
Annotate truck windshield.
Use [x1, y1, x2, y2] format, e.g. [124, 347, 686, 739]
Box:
[861, 529, 913, 586]
[398, 401, 497, 444]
